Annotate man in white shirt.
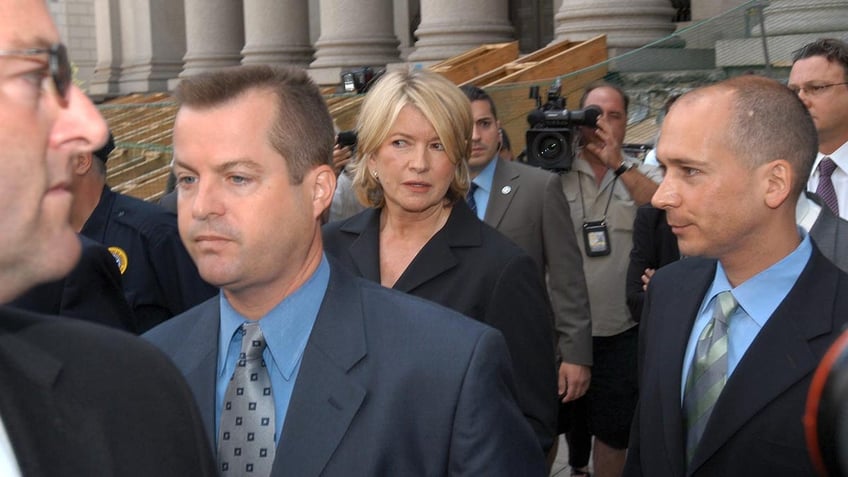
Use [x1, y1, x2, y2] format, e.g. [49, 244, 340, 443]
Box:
[789, 38, 848, 219]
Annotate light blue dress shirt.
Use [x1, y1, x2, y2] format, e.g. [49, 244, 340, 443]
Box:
[680, 231, 812, 402]
[470, 156, 498, 220]
[216, 254, 330, 444]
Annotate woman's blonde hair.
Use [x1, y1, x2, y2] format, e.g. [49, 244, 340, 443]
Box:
[351, 69, 471, 208]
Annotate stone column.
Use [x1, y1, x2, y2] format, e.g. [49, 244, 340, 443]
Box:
[89, 0, 122, 96]
[553, 0, 677, 56]
[241, 0, 312, 67]
[181, 0, 244, 77]
[407, 0, 513, 63]
[761, 0, 848, 36]
[117, 0, 186, 93]
[310, 0, 400, 85]
[49, 0, 98, 91]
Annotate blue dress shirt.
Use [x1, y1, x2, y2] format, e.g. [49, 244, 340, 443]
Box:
[680, 231, 813, 401]
[470, 156, 498, 220]
[216, 255, 330, 443]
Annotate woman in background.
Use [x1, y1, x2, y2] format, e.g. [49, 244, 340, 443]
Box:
[322, 69, 557, 456]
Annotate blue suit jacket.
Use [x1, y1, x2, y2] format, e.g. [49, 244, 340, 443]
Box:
[322, 201, 558, 453]
[624, 247, 848, 477]
[144, 263, 547, 476]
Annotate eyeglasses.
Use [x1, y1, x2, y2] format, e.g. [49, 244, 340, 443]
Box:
[789, 81, 848, 97]
[0, 43, 70, 100]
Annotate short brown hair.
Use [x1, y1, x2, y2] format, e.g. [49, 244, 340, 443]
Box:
[792, 38, 848, 80]
[174, 65, 335, 184]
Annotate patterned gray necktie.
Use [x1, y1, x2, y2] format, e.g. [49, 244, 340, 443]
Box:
[682, 291, 738, 464]
[817, 157, 839, 216]
[219, 322, 276, 476]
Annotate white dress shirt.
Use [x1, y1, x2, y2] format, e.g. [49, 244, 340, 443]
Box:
[808, 141, 848, 220]
[0, 414, 21, 477]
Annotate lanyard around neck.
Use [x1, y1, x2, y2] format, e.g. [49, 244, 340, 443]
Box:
[578, 172, 618, 222]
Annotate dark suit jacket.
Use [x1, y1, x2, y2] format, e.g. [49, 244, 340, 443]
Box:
[322, 201, 558, 453]
[624, 247, 848, 477]
[807, 191, 848, 272]
[144, 264, 547, 476]
[484, 158, 592, 366]
[625, 205, 679, 322]
[0, 306, 215, 476]
[11, 235, 135, 332]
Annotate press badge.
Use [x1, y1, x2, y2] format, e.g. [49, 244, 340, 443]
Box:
[583, 220, 611, 257]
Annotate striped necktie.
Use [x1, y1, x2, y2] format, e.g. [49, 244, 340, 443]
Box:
[683, 291, 738, 464]
[817, 157, 839, 216]
[466, 182, 479, 216]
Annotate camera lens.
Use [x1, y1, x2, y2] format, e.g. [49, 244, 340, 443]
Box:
[525, 129, 573, 172]
[538, 135, 562, 160]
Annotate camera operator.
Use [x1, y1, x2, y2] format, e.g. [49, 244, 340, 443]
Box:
[559, 81, 662, 477]
[328, 130, 366, 222]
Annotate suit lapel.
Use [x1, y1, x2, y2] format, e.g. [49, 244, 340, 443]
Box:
[653, 261, 715, 475]
[392, 201, 480, 293]
[0, 311, 64, 477]
[690, 250, 837, 472]
[164, 299, 220, 448]
[274, 265, 367, 477]
[808, 193, 839, 263]
[484, 159, 519, 228]
[340, 209, 382, 282]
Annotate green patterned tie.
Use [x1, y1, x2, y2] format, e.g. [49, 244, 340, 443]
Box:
[683, 291, 738, 464]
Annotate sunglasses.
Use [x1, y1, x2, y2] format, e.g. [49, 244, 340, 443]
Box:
[0, 43, 70, 100]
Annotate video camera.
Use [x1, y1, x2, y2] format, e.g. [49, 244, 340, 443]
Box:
[525, 78, 601, 173]
[336, 130, 357, 149]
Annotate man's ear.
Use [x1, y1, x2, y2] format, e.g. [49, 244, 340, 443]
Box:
[73, 152, 94, 176]
[311, 164, 337, 221]
[763, 159, 793, 209]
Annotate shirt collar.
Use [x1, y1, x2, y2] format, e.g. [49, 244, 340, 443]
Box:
[812, 141, 848, 174]
[704, 229, 812, 327]
[796, 192, 821, 233]
[217, 254, 331, 379]
[472, 155, 499, 192]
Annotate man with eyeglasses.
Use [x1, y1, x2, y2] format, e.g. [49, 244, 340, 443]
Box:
[789, 38, 848, 220]
[0, 1, 216, 475]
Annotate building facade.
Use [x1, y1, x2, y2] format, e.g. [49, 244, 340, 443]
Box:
[48, 0, 847, 95]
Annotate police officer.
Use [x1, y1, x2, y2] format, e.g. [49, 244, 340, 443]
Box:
[11, 234, 136, 332]
[70, 132, 217, 333]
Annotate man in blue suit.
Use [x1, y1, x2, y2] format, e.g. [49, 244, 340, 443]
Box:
[624, 75, 848, 476]
[144, 64, 546, 476]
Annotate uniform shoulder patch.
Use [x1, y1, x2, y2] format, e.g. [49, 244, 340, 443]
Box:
[108, 246, 129, 274]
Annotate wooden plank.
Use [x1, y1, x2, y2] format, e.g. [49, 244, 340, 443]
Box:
[460, 39, 585, 86]
[429, 42, 519, 84]
[473, 35, 608, 87]
[328, 95, 365, 132]
[327, 42, 520, 131]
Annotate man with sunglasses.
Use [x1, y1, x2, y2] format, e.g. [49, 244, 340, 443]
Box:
[0, 1, 216, 474]
[789, 38, 848, 220]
